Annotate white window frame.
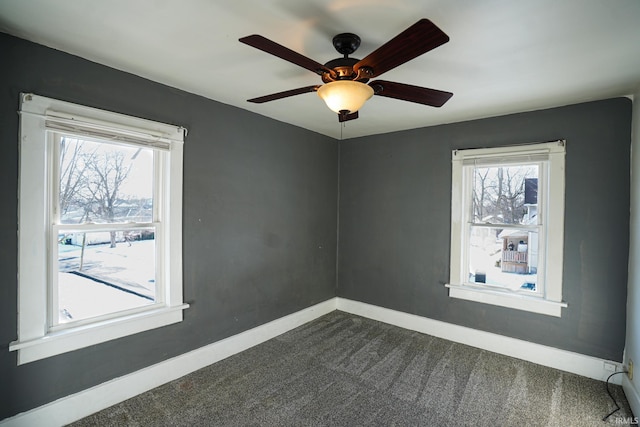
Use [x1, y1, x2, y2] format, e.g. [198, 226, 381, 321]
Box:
[446, 140, 567, 317]
[10, 93, 188, 364]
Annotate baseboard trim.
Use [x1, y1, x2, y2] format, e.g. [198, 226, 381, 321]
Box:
[336, 298, 625, 385]
[1, 298, 338, 427]
[3, 297, 627, 426]
[622, 376, 640, 418]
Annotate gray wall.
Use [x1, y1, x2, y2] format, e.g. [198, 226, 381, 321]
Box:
[0, 34, 338, 419]
[338, 98, 631, 361]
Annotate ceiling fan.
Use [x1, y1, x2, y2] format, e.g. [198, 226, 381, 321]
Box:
[239, 19, 453, 122]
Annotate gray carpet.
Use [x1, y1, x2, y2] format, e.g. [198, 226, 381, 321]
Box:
[71, 311, 633, 426]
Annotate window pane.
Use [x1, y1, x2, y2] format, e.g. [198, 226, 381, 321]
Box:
[468, 226, 538, 292]
[472, 164, 538, 225]
[56, 229, 156, 324]
[58, 136, 154, 224]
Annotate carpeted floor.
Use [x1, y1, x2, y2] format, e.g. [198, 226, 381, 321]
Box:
[71, 311, 633, 426]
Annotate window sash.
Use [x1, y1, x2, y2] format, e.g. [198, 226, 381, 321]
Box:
[464, 223, 544, 297]
[465, 162, 543, 227]
[50, 131, 162, 225]
[55, 223, 159, 232]
[50, 223, 164, 326]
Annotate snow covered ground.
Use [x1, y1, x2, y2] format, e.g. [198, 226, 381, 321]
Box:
[57, 240, 156, 324]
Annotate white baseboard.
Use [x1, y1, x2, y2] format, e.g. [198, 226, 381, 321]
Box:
[3, 297, 628, 426]
[622, 376, 640, 418]
[336, 298, 625, 385]
[0, 298, 338, 427]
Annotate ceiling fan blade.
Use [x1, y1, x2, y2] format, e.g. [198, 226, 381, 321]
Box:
[247, 86, 321, 104]
[354, 19, 449, 78]
[369, 80, 453, 107]
[240, 35, 335, 77]
[338, 111, 359, 122]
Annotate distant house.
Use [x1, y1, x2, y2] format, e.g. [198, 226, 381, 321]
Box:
[499, 230, 530, 273]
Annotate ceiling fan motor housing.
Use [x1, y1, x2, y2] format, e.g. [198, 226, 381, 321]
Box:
[322, 57, 361, 82]
[321, 32, 374, 83]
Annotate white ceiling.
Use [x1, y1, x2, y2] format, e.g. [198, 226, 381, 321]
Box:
[1, 0, 640, 139]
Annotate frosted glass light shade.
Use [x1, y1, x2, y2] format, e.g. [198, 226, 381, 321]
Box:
[317, 81, 374, 114]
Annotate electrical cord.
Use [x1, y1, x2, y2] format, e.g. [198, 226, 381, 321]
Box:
[602, 370, 627, 421]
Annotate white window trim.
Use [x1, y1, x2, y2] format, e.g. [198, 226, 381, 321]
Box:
[446, 140, 567, 317]
[11, 93, 188, 364]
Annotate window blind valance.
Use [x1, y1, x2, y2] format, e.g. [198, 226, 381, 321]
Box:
[44, 115, 175, 151]
[19, 93, 186, 151]
[453, 140, 565, 166]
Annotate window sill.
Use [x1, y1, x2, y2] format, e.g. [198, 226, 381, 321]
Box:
[446, 284, 566, 317]
[9, 303, 189, 365]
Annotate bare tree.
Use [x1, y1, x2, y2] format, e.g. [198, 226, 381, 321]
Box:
[84, 150, 132, 247]
[501, 167, 528, 223]
[59, 137, 88, 216]
[58, 139, 133, 250]
[473, 165, 536, 225]
[472, 168, 490, 222]
[58, 137, 98, 252]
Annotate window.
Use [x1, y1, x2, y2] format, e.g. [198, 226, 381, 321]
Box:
[446, 141, 567, 317]
[11, 93, 188, 364]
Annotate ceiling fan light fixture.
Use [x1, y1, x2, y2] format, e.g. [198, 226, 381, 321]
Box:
[317, 80, 374, 114]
